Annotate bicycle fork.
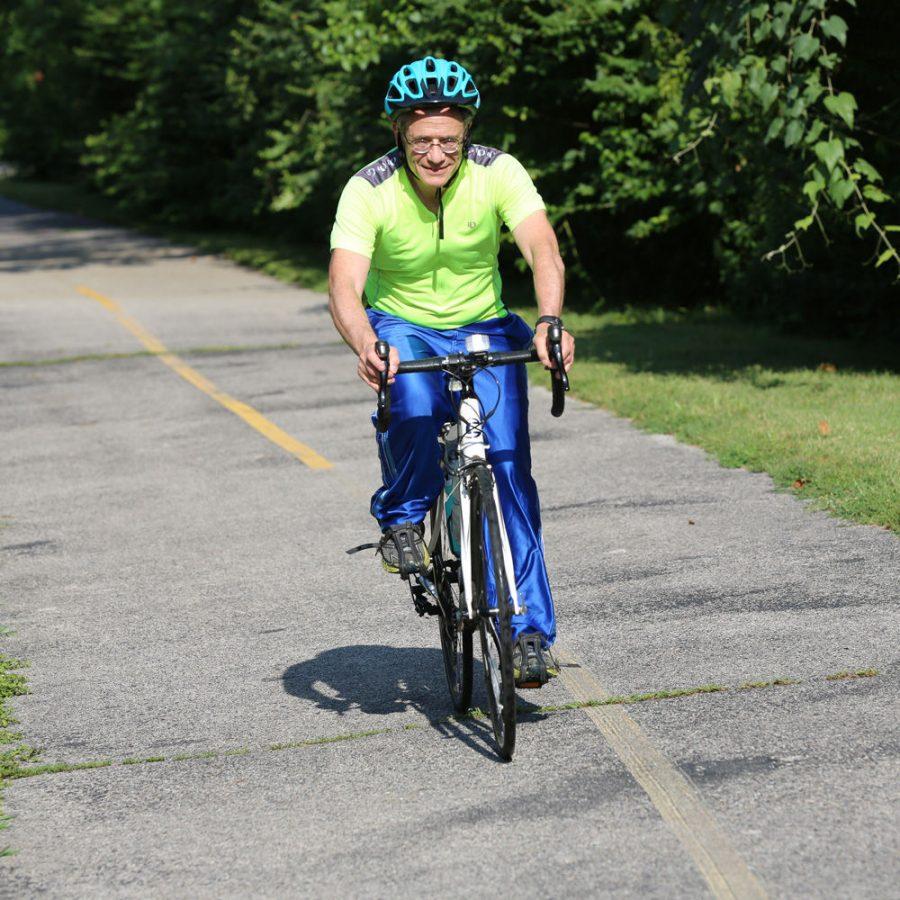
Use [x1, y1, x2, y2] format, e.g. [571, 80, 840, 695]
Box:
[454, 396, 523, 621]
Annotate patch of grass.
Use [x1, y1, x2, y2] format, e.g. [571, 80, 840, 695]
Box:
[825, 668, 879, 681]
[528, 682, 728, 715]
[121, 756, 165, 766]
[516, 305, 899, 531]
[738, 677, 801, 690]
[0, 177, 329, 292]
[171, 750, 218, 762]
[268, 727, 394, 752]
[5, 760, 112, 781]
[615, 684, 727, 703]
[0, 648, 35, 853]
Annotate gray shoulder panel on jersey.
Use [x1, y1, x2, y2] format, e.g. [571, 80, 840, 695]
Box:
[354, 148, 404, 187]
[467, 144, 505, 166]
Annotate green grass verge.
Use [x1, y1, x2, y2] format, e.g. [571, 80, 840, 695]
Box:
[2, 177, 897, 530]
[516, 305, 899, 531]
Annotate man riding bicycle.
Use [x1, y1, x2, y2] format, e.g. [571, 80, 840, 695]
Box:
[328, 56, 575, 687]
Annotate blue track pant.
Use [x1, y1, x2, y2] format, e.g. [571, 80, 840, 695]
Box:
[368, 308, 556, 646]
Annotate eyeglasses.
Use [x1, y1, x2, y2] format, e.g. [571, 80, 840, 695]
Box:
[405, 136, 462, 156]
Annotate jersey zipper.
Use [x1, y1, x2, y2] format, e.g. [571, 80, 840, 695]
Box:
[437, 187, 444, 240]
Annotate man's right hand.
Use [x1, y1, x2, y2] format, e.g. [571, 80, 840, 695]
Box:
[358, 339, 399, 391]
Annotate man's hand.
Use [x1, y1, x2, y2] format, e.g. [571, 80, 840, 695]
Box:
[358, 339, 400, 391]
[533, 322, 575, 376]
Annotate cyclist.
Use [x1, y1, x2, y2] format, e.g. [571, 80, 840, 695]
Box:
[329, 56, 574, 687]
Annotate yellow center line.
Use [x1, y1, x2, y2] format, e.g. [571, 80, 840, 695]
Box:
[77, 285, 333, 470]
[556, 648, 768, 899]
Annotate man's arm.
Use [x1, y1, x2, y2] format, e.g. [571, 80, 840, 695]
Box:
[328, 248, 399, 389]
[512, 210, 575, 373]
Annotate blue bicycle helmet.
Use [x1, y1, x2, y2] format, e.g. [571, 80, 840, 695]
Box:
[384, 56, 480, 119]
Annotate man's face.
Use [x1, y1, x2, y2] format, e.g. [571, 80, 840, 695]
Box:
[399, 110, 467, 190]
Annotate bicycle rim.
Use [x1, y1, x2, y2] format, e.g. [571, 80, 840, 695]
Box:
[429, 501, 473, 714]
[471, 466, 516, 761]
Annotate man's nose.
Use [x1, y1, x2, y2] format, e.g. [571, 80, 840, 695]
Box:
[426, 142, 444, 163]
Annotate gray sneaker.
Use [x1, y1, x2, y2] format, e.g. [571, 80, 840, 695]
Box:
[512, 633, 559, 688]
[378, 522, 430, 578]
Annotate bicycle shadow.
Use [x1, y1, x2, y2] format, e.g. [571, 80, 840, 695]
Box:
[280, 644, 544, 762]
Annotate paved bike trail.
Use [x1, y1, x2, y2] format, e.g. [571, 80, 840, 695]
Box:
[0, 198, 897, 897]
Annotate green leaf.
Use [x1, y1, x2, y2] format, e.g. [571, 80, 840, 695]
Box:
[804, 120, 826, 144]
[772, 17, 789, 40]
[823, 92, 856, 128]
[721, 70, 743, 106]
[766, 117, 785, 142]
[771, 55, 788, 74]
[828, 177, 854, 209]
[884, 225, 900, 233]
[820, 15, 848, 46]
[853, 159, 883, 183]
[750, 3, 770, 21]
[792, 33, 821, 61]
[875, 249, 895, 268]
[803, 74, 825, 104]
[854, 213, 875, 235]
[863, 184, 890, 203]
[758, 82, 779, 111]
[794, 213, 814, 231]
[784, 119, 805, 147]
[753, 21, 772, 42]
[814, 139, 844, 172]
[802, 179, 822, 202]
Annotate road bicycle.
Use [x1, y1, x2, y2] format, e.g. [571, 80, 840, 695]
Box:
[372, 324, 568, 761]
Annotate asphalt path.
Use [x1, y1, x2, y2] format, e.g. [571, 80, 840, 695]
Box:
[0, 197, 897, 898]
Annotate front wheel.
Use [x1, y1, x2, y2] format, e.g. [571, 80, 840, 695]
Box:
[470, 465, 516, 761]
[429, 499, 473, 715]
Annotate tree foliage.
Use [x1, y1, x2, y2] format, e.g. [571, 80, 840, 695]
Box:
[0, 0, 896, 336]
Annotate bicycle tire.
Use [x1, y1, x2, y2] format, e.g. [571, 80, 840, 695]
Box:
[428, 499, 473, 715]
[470, 465, 516, 761]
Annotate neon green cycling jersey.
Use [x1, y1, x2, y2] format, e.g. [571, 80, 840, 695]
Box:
[330, 145, 545, 329]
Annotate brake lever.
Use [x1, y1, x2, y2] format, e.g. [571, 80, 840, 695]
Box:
[547, 323, 569, 417]
[375, 339, 391, 433]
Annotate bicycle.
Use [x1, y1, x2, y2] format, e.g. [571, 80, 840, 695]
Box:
[372, 324, 568, 761]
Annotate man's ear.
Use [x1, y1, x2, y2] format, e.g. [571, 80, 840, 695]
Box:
[463, 119, 475, 152]
[393, 121, 404, 153]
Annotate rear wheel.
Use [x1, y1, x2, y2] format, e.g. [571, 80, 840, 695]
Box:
[470, 465, 516, 761]
[429, 499, 472, 715]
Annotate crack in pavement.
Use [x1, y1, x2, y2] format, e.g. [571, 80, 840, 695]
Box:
[3, 669, 879, 784]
